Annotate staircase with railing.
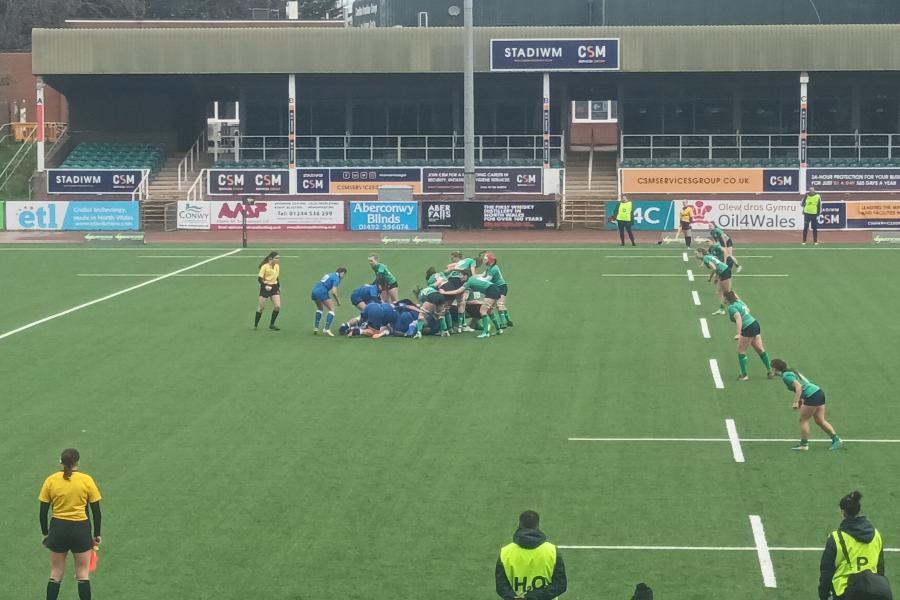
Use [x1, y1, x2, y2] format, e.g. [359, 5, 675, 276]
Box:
[561, 146, 617, 228]
[142, 131, 210, 229]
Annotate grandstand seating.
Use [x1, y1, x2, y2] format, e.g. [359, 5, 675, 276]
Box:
[621, 157, 900, 168]
[211, 158, 565, 169]
[61, 143, 166, 171]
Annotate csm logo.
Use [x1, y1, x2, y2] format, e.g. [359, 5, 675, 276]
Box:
[217, 173, 282, 187]
[302, 178, 326, 190]
[516, 174, 537, 185]
[769, 174, 793, 187]
[112, 174, 137, 185]
[428, 204, 451, 220]
[578, 45, 606, 59]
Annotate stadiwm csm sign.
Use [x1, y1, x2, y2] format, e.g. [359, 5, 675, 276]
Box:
[491, 39, 620, 72]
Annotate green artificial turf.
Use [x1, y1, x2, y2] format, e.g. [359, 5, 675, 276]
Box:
[2, 243, 899, 599]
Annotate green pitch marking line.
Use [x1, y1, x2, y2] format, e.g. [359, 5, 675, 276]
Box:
[0, 248, 241, 341]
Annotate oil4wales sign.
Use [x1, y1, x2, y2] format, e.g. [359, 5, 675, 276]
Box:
[491, 39, 620, 71]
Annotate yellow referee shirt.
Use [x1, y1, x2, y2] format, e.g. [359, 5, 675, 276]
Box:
[681, 206, 694, 223]
[258, 263, 280, 285]
[39, 472, 102, 522]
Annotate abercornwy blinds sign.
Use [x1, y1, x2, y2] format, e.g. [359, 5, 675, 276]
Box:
[490, 39, 620, 72]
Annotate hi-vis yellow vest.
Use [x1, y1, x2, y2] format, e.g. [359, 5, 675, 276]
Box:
[501, 541, 557, 599]
[804, 194, 822, 215]
[616, 201, 633, 222]
[831, 529, 883, 597]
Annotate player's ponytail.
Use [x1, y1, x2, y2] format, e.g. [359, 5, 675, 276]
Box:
[770, 359, 801, 378]
[723, 290, 739, 304]
[840, 490, 863, 517]
[259, 251, 279, 269]
[60, 448, 80, 480]
[425, 266, 437, 281]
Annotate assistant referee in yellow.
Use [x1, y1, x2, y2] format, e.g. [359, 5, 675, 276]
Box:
[613, 196, 636, 246]
[496, 510, 567, 599]
[39, 448, 102, 600]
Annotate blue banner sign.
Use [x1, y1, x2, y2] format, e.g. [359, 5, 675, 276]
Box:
[208, 169, 290, 195]
[296, 169, 331, 194]
[6, 201, 140, 231]
[606, 201, 677, 231]
[817, 202, 846, 230]
[491, 38, 620, 72]
[349, 201, 419, 231]
[47, 169, 145, 194]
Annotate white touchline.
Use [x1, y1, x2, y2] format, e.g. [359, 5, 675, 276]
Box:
[687, 269, 695, 281]
[692, 290, 701, 305]
[700, 317, 710, 338]
[725, 419, 745, 463]
[709, 359, 724, 389]
[749, 515, 777, 588]
[77, 274, 254, 277]
[0, 248, 241, 341]
[682, 252, 688, 262]
[138, 255, 300, 259]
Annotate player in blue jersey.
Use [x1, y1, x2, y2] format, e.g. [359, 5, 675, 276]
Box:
[350, 283, 383, 311]
[310, 268, 347, 336]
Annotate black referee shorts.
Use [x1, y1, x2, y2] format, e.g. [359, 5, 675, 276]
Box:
[44, 518, 93, 554]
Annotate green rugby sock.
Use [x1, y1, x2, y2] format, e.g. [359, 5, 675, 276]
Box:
[759, 351, 771, 370]
[480, 315, 490, 332]
[490, 313, 502, 330]
[738, 354, 749, 376]
[416, 319, 424, 333]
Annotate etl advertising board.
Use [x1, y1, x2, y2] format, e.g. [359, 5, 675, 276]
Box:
[349, 201, 418, 231]
[209, 200, 344, 230]
[5, 201, 140, 231]
[490, 39, 620, 71]
[621, 169, 799, 194]
[605, 201, 677, 230]
[47, 169, 146, 194]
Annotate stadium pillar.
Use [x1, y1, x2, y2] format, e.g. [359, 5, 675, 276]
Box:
[542, 73, 550, 170]
[288, 74, 298, 194]
[463, 0, 475, 201]
[799, 72, 809, 193]
[36, 77, 45, 173]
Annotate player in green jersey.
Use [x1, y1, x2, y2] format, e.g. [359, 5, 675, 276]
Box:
[368, 254, 399, 302]
[446, 251, 478, 333]
[724, 291, 774, 381]
[413, 282, 450, 338]
[709, 225, 742, 272]
[441, 273, 502, 338]
[771, 358, 842, 451]
[696, 247, 733, 315]
[481, 252, 512, 328]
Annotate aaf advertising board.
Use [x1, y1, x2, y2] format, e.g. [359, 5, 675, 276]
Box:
[808, 169, 900, 191]
[422, 201, 555, 229]
[47, 169, 145, 194]
[208, 169, 290, 195]
[209, 200, 344, 230]
[605, 201, 678, 231]
[846, 202, 900, 229]
[422, 168, 543, 194]
[329, 168, 421, 194]
[621, 169, 799, 194]
[349, 201, 418, 231]
[490, 39, 620, 72]
[5, 201, 140, 231]
[680, 199, 803, 230]
[176, 201, 211, 230]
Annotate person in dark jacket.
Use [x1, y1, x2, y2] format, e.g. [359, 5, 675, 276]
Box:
[631, 582, 653, 599]
[819, 490, 886, 599]
[496, 511, 567, 599]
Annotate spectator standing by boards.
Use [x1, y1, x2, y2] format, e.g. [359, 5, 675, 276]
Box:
[818, 491, 890, 600]
[496, 510, 567, 599]
[802, 187, 823, 245]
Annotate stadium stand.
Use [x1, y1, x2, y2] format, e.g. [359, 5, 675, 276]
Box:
[61, 143, 165, 172]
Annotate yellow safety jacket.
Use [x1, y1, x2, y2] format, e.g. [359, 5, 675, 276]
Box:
[831, 528, 883, 597]
[616, 201, 633, 222]
[500, 541, 558, 599]
[804, 193, 822, 215]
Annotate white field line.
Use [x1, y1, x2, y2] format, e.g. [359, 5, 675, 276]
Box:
[749, 515, 777, 588]
[567, 437, 900, 443]
[700, 318, 710, 338]
[725, 419, 745, 463]
[77, 273, 253, 277]
[682, 251, 688, 262]
[139, 255, 300, 259]
[686, 269, 695, 281]
[1, 246, 897, 252]
[0, 249, 241, 341]
[559, 545, 900, 552]
[692, 290, 701, 305]
[604, 255, 772, 259]
[602, 274, 788, 278]
[709, 358, 725, 389]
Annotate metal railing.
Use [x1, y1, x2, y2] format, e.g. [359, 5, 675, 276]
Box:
[130, 169, 151, 201]
[621, 132, 900, 162]
[227, 134, 565, 164]
[0, 126, 37, 195]
[186, 168, 207, 202]
[162, 202, 178, 232]
[178, 129, 207, 189]
[0, 122, 13, 146]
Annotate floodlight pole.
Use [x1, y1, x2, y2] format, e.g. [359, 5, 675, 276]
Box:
[463, 0, 475, 201]
[799, 71, 809, 193]
[36, 77, 45, 172]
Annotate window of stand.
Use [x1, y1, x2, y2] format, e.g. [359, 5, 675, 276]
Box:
[572, 100, 618, 123]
